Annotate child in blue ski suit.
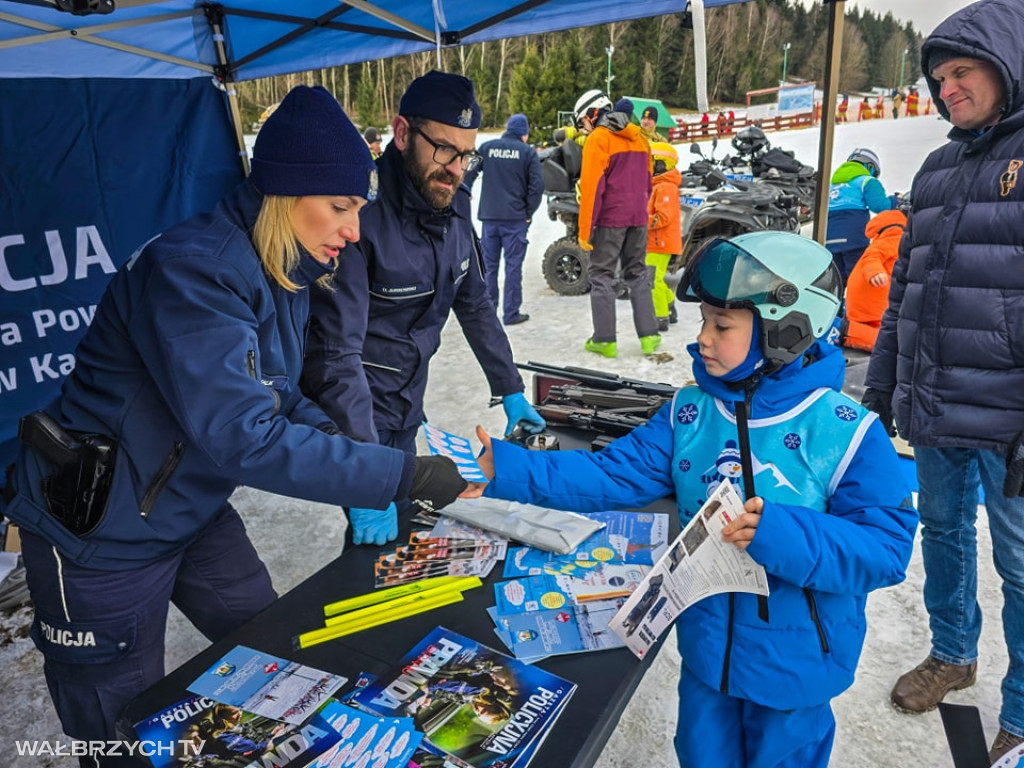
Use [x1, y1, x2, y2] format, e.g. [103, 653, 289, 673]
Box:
[468, 231, 918, 767]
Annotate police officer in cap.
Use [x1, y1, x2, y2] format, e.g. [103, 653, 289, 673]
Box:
[303, 71, 545, 547]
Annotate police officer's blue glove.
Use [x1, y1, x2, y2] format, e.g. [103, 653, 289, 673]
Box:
[502, 393, 546, 437]
[1004, 431, 1024, 498]
[348, 502, 398, 546]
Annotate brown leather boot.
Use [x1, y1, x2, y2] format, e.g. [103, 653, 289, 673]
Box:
[890, 656, 977, 712]
[989, 728, 1024, 764]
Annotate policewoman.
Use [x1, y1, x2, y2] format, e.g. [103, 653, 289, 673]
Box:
[302, 71, 544, 547]
[1, 85, 466, 764]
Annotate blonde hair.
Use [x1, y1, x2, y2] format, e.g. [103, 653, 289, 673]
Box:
[251, 195, 336, 292]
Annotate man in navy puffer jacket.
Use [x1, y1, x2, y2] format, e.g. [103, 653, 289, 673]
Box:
[862, 1, 1024, 761]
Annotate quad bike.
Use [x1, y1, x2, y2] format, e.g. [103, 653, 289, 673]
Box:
[537, 136, 799, 295]
[537, 137, 590, 295]
[718, 126, 817, 223]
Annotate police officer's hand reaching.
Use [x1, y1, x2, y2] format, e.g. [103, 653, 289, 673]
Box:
[501, 393, 545, 437]
[408, 456, 468, 513]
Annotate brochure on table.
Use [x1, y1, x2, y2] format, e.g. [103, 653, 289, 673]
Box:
[609, 481, 770, 659]
[186, 645, 346, 724]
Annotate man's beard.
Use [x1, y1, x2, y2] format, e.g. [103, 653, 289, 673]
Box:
[402, 143, 460, 209]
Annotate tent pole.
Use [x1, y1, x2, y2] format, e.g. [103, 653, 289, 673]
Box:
[691, 0, 708, 114]
[811, 0, 844, 246]
[205, 5, 250, 176]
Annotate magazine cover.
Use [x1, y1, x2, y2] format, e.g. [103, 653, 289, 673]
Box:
[350, 626, 576, 768]
[132, 694, 338, 768]
[186, 645, 346, 724]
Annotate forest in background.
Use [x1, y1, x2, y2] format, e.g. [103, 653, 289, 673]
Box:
[234, 0, 922, 136]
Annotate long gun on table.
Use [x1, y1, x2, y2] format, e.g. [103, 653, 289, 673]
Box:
[516, 361, 678, 398]
[534, 402, 651, 437]
[544, 384, 670, 416]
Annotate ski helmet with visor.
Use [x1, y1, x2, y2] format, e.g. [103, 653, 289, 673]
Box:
[678, 231, 842, 370]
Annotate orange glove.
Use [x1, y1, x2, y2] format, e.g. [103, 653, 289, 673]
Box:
[578, 237, 593, 252]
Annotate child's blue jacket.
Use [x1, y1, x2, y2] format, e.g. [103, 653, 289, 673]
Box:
[485, 340, 917, 708]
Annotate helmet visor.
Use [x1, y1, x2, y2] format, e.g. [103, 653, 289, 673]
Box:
[680, 238, 802, 310]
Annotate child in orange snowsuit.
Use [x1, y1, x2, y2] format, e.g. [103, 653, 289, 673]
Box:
[647, 142, 683, 332]
[841, 208, 907, 351]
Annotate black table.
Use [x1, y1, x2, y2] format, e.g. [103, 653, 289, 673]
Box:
[118, 427, 678, 768]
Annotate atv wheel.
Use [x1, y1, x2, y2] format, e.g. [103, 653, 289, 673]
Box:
[542, 237, 590, 295]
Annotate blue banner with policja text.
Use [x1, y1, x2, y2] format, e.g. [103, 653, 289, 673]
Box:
[0, 77, 244, 473]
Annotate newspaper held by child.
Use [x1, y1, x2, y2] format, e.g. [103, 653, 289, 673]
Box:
[609, 481, 769, 659]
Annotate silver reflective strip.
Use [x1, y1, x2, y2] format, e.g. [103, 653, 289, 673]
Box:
[52, 545, 70, 622]
[362, 361, 402, 373]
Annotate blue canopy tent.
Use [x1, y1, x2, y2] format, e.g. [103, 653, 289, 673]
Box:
[0, 0, 843, 467]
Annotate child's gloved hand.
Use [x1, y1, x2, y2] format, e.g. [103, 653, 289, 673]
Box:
[502, 393, 545, 437]
[348, 503, 398, 546]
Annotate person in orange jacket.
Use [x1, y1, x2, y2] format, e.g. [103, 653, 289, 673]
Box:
[906, 86, 920, 116]
[858, 96, 873, 121]
[841, 208, 907, 352]
[874, 94, 886, 119]
[837, 94, 849, 122]
[646, 142, 683, 332]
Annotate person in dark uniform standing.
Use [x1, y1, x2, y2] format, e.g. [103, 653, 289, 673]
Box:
[302, 71, 545, 547]
[463, 113, 543, 326]
[0, 85, 467, 766]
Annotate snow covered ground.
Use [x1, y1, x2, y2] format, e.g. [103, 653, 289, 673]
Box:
[3, 111, 1006, 767]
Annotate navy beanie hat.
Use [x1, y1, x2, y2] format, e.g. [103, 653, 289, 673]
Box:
[506, 113, 529, 135]
[400, 70, 482, 129]
[614, 97, 634, 116]
[250, 85, 378, 201]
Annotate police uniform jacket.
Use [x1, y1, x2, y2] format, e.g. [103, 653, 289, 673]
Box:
[485, 340, 916, 709]
[866, 0, 1024, 451]
[463, 130, 544, 222]
[4, 181, 413, 569]
[303, 142, 524, 444]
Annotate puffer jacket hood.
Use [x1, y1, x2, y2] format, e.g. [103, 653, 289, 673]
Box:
[831, 160, 872, 185]
[595, 109, 637, 134]
[922, 0, 1024, 128]
[864, 208, 907, 240]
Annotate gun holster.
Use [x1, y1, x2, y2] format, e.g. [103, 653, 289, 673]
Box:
[18, 411, 116, 536]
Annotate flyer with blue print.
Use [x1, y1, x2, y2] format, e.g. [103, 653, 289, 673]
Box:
[422, 422, 488, 482]
[502, 510, 670, 579]
[186, 645, 346, 724]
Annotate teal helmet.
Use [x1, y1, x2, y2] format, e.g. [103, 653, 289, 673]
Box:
[677, 231, 843, 368]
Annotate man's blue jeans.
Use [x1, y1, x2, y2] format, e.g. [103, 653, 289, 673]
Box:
[916, 446, 1024, 736]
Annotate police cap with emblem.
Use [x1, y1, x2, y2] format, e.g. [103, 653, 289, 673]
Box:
[400, 70, 482, 129]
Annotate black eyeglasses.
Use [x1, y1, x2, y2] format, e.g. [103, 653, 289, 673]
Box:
[411, 126, 482, 172]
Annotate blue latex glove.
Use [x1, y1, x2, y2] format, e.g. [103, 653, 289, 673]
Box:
[502, 392, 546, 437]
[348, 502, 398, 546]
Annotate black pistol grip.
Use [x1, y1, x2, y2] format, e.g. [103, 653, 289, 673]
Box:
[19, 412, 80, 467]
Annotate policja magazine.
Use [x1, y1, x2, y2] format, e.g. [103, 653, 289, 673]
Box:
[609, 481, 769, 658]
